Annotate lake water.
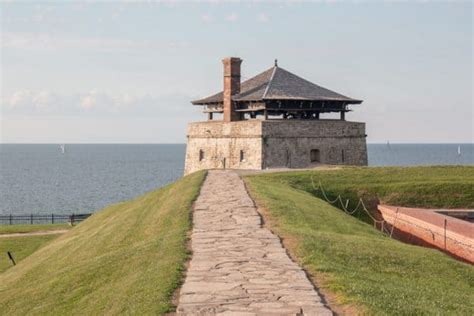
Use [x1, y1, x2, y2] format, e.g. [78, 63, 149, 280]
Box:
[0, 144, 472, 216]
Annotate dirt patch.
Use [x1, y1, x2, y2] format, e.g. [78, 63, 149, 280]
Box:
[0, 230, 69, 238]
[236, 165, 342, 176]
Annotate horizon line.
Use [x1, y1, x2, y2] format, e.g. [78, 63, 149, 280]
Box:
[1, 142, 473, 145]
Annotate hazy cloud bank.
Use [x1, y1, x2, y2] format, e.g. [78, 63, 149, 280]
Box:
[1, 31, 189, 53]
[1, 90, 198, 118]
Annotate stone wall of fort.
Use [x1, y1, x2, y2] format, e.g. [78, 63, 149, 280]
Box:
[261, 120, 367, 168]
[184, 120, 368, 175]
[184, 121, 263, 175]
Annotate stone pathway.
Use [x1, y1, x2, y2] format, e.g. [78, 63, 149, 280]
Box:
[177, 170, 332, 315]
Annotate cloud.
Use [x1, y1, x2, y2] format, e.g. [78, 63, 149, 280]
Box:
[6, 91, 29, 108]
[79, 94, 98, 110]
[200, 13, 214, 23]
[32, 91, 58, 110]
[257, 13, 269, 23]
[2, 2, 56, 24]
[225, 13, 238, 22]
[1, 90, 195, 118]
[1, 32, 189, 53]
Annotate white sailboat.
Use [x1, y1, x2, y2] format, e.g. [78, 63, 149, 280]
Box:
[457, 145, 461, 156]
[59, 144, 66, 154]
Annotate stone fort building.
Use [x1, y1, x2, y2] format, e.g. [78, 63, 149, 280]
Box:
[184, 57, 367, 175]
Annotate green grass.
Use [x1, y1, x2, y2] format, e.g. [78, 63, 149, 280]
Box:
[0, 171, 206, 315]
[0, 224, 72, 273]
[0, 223, 71, 235]
[0, 235, 59, 273]
[244, 167, 474, 315]
[260, 166, 474, 222]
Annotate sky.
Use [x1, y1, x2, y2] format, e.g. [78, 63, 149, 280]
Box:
[0, 0, 472, 144]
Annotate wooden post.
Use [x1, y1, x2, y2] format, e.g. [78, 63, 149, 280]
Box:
[52, 213, 54, 224]
[9, 214, 12, 225]
[30, 213, 33, 225]
[208, 112, 213, 121]
[340, 111, 345, 121]
[444, 219, 447, 250]
[264, 109, 268, 120]
[7, 251, 16, 266]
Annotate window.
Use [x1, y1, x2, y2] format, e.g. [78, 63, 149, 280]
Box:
[310, 149, 320, 163]
[240, 150, 245, 162]
[199, 149, 204, 161]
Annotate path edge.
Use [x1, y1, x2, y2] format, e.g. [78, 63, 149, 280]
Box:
[169, 171, 209, 315]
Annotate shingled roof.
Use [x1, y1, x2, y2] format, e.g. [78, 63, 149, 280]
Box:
[192, 65, 362, 105]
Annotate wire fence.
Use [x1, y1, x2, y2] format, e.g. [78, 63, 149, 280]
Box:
[310, 175, 390, 234]
[310, 175, 473, 251]
[0, 213, 92, 225]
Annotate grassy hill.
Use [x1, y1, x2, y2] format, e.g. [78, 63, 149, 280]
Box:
[1, 166, 472, 315]
[1, 224, 72, 273]
[1, 235, 59, 273]
[0, 171, 206, 315]
[261, 166, 474, 222]
[244, 166, 474, 315]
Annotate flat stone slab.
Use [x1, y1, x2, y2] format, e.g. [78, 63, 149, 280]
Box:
[177, 170, 332, 315]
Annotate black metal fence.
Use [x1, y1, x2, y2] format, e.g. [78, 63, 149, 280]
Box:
[0, 213, 92, 225]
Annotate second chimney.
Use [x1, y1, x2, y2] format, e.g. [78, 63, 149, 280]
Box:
[222, 57, 242, 122]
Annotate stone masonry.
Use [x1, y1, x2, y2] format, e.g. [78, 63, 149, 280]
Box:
[184, 120, 367, 175]
[177, 170, 332, 315]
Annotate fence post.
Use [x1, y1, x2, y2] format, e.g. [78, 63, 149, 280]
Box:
[444, 219, 447, 250]
[52, 213, 54, 224]
[7, 251, 16, 266]
[9, 214, 12, 225]
[30, 213, 33, 225]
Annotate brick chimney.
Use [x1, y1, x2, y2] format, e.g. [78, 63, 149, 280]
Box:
[222, 57, 242, 122]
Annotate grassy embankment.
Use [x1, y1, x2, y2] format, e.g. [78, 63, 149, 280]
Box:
[244, 166, 474, 315]
[0, 224, 71, 273]
[0, 171, 206, 315]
